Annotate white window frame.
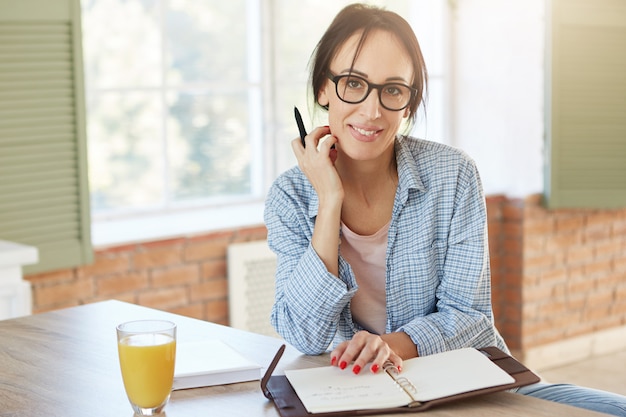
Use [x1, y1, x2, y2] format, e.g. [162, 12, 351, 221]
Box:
[89, 0, 451, 248]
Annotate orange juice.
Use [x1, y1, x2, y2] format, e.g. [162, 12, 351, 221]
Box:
[118, 333, 176, 408]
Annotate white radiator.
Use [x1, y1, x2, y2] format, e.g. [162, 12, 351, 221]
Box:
[227, 240, 281, 339]
[0, 241, 38, 320]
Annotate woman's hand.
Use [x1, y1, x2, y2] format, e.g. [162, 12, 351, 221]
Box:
[291, 126, 341, 205]
[293, 126, 343, 275]
[329, 330, 405, 375]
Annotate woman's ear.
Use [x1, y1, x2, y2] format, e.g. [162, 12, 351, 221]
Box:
[317, 90, 329, 108]
[317, 80, 330, 108]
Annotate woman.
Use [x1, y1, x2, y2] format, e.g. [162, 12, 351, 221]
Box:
[264, 3, 626, 415]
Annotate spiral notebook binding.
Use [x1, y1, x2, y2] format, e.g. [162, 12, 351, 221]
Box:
[383, 361, 422, 407]
[395, 377, 418, 395]
[382, 360, 399, 375]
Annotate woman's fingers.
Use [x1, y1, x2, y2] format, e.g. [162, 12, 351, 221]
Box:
[342, 333, 372, 374]
[329, 340, 352, 370]
[377, 350, 403, 374]
[291, 137, 304, 155]
[316, 136, 328, 152]
[329, 331, 399, 375]
[292, 126, 342, 200]
[293, 126, 331, 152]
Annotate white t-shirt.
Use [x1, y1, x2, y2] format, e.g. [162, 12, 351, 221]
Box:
[340, 220, 390, 335]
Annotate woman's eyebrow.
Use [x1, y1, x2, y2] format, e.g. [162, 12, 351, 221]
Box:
[339, 68, 409, 83]
[339, 68, 368, 76]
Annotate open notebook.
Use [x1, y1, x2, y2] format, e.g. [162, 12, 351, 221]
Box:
[262, 345, 539, 416]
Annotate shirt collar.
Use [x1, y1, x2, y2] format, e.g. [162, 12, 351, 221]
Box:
[307, 136, 426, 219]
[395, 136, 426, 193]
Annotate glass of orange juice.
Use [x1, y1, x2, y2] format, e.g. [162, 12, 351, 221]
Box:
[116, 320, 177, 415]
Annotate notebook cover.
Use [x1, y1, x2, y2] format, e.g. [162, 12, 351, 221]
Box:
[262, 346, 540, 417]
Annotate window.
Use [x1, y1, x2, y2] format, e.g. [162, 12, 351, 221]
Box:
[82, 0, 263, 212]
[82, 0, 450, 246]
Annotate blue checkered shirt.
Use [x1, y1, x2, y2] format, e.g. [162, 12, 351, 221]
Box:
[264, 136, 508, 356]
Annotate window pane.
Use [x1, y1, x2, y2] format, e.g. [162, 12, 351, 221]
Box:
[82, 0, 161, 88]
[82, 0, 448, 239]
[274, 0, 414, 84]
[167, 91, 256, 201]
[87, 91, 165, 211]
[165, 0, 248, 84]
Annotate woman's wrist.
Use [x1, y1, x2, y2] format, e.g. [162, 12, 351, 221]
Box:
[381, 332, 418, 359]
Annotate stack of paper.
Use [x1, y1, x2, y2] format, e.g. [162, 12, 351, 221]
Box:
[173, 340, 262, 390]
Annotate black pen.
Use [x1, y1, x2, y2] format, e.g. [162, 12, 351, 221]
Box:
[294, 106, 307, 147]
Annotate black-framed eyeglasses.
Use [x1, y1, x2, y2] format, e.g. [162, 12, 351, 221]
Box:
[327, 72, 417, 111]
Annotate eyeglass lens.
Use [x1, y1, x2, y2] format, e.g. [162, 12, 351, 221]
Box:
[335, 75, 412, 111]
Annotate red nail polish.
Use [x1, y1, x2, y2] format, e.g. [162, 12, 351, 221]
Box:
[371, 364, 379, 373]
[331, 356, 337, 366]
[352, 365, 361, 375]
[397, 365, 402, 373]
[339, 361, 347, 370]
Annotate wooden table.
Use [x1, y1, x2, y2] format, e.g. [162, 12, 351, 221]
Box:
[0, 300, 609, 416]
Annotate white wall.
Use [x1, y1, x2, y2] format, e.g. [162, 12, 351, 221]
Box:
[452, 0, 545, 197]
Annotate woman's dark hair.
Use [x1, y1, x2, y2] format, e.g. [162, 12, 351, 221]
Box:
[310, 3, 428, 127]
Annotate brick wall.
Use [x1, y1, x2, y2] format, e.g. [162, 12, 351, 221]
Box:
[487, 195, 524, 349]
[25, 226, 268, 325]
[488, 194, 626, 356]
[25, 194, 626, 359]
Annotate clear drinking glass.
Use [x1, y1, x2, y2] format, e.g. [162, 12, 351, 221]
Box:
[116, 320, 177, 415]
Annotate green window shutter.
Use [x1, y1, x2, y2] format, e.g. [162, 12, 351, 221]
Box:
[545, 0, 626, 208]
[0, 0, 92, 274]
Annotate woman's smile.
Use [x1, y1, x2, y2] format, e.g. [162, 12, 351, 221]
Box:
[350, 124, 383, 142]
